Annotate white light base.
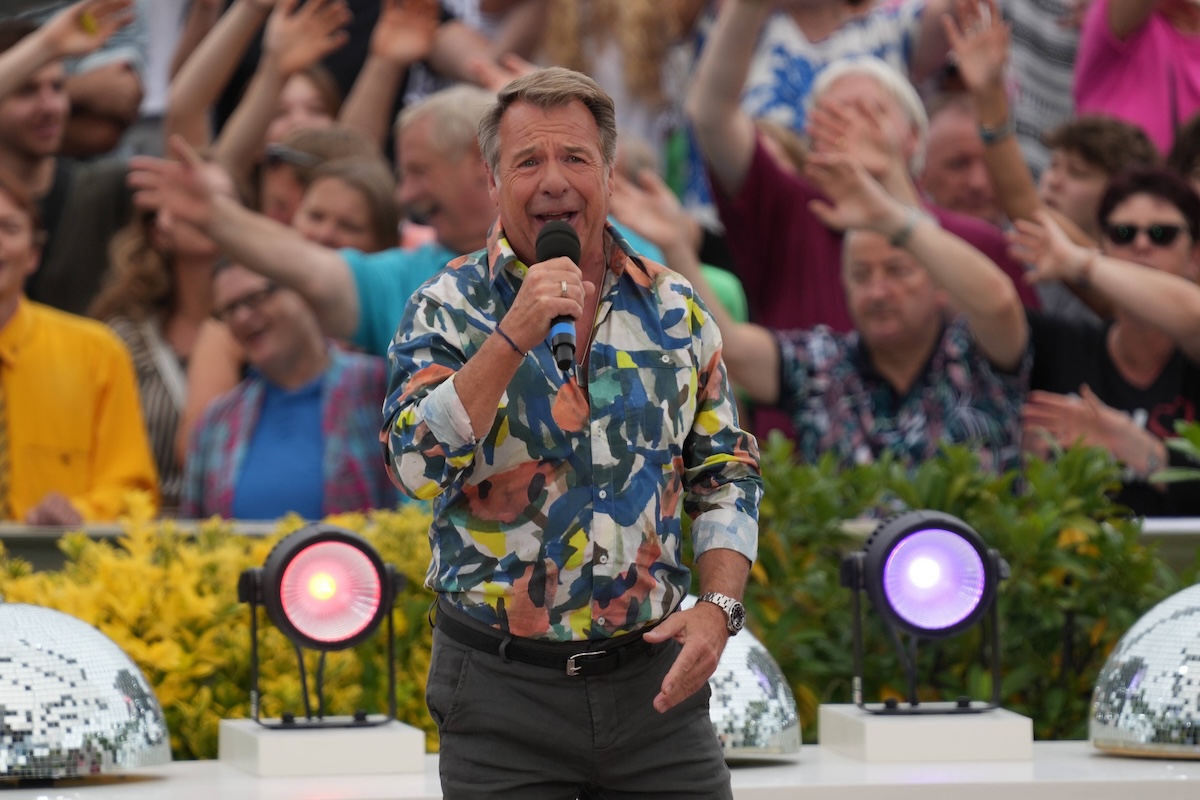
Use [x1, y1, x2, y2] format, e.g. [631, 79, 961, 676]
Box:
[218, 718, 426, 777]
[819, 703, 1032, 762]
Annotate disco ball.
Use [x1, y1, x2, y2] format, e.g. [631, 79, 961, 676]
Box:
[1090, 583, 1200, 757]
[683, 597, 801, 761]
[0, 603, 172, 779]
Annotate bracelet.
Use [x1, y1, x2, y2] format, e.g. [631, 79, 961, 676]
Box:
[495, 324, 526, 357]
[978, 116, 1015, 146]
[888, 206, 926, 248]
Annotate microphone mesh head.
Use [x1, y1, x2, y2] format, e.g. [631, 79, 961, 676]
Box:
[536, 220, 581, 264]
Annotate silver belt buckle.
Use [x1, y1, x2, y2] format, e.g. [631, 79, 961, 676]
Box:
[566, 650, 606, 677]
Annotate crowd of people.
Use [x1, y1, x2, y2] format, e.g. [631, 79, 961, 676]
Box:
[5, 0, 1200, 796]
[1, 0, 1198, 524]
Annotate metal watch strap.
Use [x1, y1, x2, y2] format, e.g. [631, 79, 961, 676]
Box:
[698, 592, 745, 635]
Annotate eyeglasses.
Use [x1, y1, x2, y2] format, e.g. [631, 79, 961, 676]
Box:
[1103, 223, 1187, 247]
[212, 284, 278, 324]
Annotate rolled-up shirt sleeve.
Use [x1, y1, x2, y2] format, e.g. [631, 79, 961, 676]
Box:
[680, 289, 762, 565]
[381, 283, 482, 500]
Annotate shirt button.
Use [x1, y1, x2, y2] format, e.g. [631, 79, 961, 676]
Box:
[598, 490, 607, 499]
[597, 617, 606, 626]
[599, 554, 609, 565]
[661, 354, 670, 364]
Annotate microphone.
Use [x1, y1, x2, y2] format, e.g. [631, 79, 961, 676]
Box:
[536, 220, 582, 372]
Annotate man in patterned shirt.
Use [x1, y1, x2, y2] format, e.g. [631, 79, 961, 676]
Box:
[382, 67, 762, 799]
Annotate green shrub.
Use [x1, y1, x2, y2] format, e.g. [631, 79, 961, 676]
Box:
[0, 439, 1180, 757]
[748, 434, 1181, 741]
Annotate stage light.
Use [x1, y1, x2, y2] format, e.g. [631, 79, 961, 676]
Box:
[238, 524, 403, 729]
[841, 510, 1009, 714]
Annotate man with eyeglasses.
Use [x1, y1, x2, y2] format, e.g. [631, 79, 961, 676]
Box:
[1011, 166, 1200, 517]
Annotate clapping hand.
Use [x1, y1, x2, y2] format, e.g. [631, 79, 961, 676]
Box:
[1022, 385, 1151, 464]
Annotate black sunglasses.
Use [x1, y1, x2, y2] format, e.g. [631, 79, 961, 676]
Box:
[1103, 223, 1186, 247]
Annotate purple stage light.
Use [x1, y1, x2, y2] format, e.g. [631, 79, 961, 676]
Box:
[881, 528, 987, 632]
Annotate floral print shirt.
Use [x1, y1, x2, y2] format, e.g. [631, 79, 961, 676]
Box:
[383, 223, 761, 642]
[776, 317, 1029, 473]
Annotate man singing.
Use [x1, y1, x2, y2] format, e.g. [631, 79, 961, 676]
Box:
[382, 67, 762, 799]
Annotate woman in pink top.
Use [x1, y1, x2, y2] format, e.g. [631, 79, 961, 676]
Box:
[1075, 0, 1200, 154]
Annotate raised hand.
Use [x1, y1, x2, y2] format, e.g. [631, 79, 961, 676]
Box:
[262, 0, 352, 77]
[943, 0, 1010, 93]
[38, 0, 135, 59]
[1007, 210, 1095, 284]
[807, 95, 902, 180]
[128, 136, 227, 234]
[371, 0, 440, 67]
[804, 151, 907, 235]
[465, 52, 538, 92]
[610, 169, 695, 257]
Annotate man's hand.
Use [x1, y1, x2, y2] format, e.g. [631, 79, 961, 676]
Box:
[807, 96, 903, 181]
[1007, 210, 1095, 285]
[805, 152, 909, 235]
[1022, 385, 1157, 468]
[38, 0, 135, 59]
[262, 0, 352, 77]
[128, 136, 226, 234]
[499, 256, 596, 355]
[943, 0, 1010, 94]
[610, 169, 697, 258]
[24, 492, 83, 527]
[642, 601, 730, 713]
[371, 0, 440, 67]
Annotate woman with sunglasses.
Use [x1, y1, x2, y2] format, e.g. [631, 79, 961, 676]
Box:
[1010, 167, 1200, 516]
[179, 260, 397, 520]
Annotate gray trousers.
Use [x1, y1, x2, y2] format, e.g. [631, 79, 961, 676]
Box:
[427, 627, 732, 800]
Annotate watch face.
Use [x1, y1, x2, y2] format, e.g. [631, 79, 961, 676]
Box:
[729, 602, 746, 632]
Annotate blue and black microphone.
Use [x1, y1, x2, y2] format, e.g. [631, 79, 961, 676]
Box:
[536, 220, 582, 372]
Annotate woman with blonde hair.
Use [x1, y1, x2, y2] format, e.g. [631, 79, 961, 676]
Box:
[541, 0, 705, 170]
[90, 168, 238, 515]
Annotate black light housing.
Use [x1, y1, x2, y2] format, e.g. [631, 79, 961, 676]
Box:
[840, 511, 1009, 715]
[238, 524, 404, 728]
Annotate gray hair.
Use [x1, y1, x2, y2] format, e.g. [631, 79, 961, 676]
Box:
[811, 57, 930, 176]
[395, 84, 495, 163]
[478, 66, 618, 175]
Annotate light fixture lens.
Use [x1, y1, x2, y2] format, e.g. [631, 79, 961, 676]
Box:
[280, 541, 382, 644]
[882, 528, 986, 632]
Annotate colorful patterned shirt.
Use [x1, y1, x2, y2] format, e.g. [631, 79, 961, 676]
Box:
[776, 317, 1029, 473]
[383, 224, 762, 642]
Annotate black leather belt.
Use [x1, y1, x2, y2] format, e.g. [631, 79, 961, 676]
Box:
[434, 599, 657, 678]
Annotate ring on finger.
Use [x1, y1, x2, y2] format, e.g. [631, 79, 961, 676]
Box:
[560, 280, 569, 297]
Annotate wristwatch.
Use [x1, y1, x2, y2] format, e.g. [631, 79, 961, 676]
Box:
[698, 592, 746, 636]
